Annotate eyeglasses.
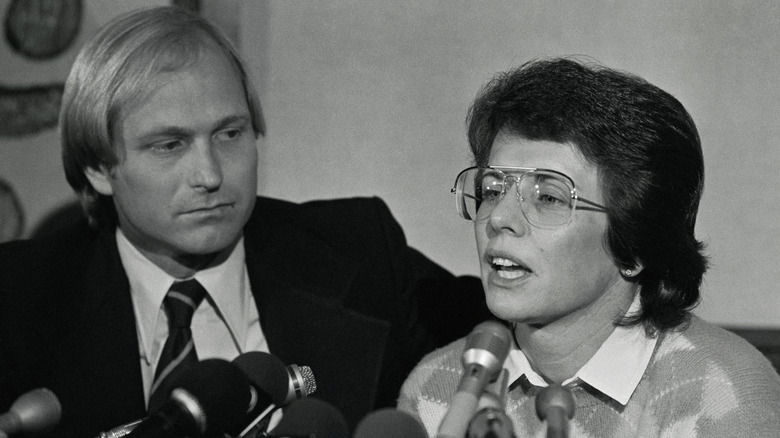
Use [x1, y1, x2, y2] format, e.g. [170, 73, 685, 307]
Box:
[451, 166, 607, 228]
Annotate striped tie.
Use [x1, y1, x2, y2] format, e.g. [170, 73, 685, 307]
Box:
[147, 279, 207, 412]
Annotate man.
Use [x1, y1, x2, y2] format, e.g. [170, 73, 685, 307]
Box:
[0, 7, 489, 437]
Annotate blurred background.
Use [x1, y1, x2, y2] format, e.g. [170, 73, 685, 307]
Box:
[1, 0, 778, 331]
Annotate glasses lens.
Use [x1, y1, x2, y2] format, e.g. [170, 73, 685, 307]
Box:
[456, 168, 575, 227]
[517, 171, 574, 227]
[456, 168, 506, 221]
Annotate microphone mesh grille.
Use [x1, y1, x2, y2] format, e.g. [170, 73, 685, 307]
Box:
[299, 365, 317, 395]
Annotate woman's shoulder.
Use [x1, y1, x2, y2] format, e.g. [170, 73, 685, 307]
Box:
[403, 337, 467, 389]
[397, 337, 467, 433]
[645, 316, 780, 435]
[652, 315, 780, 399]
[659, 316, 775, 370]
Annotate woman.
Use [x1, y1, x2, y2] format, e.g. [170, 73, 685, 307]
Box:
[398, 58, 780, 437]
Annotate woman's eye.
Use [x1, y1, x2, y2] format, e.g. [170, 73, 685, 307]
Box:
[538, 193, 565, 204]
[481, 186, 503, 202]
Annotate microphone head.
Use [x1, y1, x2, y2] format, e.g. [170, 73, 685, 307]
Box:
[267, 398, 349, 438]
[231, 352, 290, 405]
[286, 363, 317, 403]
[535, 384, 575, 420]
[7, 388, 61, 435]
[167, 359, 253, 437]
[353, 408, 427, 438]
[462, 320, 512, 375]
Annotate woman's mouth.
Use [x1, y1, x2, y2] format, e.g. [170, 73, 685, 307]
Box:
[490, 256, 532, 280]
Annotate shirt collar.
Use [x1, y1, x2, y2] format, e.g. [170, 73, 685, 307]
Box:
[116, 228, 248, 364]
[193, 238, 249, 349]
[505, 295, 657, 405]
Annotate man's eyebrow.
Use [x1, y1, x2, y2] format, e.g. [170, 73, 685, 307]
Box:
[216, 114, 251, 127]
[135, 115, 252, 141]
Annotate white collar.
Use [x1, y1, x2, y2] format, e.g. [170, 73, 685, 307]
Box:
[505, 295, 657, 405]
[116, 228, 248, 364]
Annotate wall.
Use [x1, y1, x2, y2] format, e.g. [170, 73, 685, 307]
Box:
[1, 0, 778, 328]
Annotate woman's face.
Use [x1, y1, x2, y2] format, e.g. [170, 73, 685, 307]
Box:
[475, 133, 629, 327]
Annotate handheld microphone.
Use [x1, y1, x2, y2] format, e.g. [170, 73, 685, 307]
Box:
[265, 398, 349, 438]
[353, 408, 427, 438]
[436, 320, 512, 438]
[231, 352, 317, 408]
[231, 352, 317, 437]
[0, 388, 61, 436]
[467, 368, 516, 438]
[126, 359, 251, 438]
[535, 384, 575, 438]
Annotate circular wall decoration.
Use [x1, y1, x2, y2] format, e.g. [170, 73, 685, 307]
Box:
[4, 0, 82, 60]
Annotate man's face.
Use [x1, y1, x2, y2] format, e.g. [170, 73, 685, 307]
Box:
[87, 49, 258, 275]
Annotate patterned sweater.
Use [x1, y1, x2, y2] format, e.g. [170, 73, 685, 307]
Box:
[398, 316, 780, 437]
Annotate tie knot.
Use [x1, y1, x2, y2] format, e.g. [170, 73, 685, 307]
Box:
[164, 279, 207, 328]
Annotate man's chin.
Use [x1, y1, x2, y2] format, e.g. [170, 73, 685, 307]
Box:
[174, 226, 243, 255]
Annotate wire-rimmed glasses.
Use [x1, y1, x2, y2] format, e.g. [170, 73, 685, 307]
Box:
[451, 166, 607, 229]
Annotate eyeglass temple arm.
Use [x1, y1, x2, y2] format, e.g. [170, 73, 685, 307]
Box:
[576, 196, 607, 212]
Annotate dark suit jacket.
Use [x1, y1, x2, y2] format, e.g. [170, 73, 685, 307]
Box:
[0, 196, 490, 437]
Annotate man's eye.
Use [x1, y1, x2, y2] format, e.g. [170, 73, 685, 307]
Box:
[215, 127, 245, 142]
[150, 139, 184, 153]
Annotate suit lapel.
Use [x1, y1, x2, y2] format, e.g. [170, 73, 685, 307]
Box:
[243, 204, 391, 427]
[55, 228, 147, 432]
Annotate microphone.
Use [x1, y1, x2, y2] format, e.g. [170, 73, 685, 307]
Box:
[436, 320, 512, 438]
[231, 352, 317, 408]
[231, 352, 317, 437]
[285, 363, 317, 403]
[467, 368, 516, 438]
[353, 408, 427, 438]
[535, 384, 575, 438]
[265, 398, 348, 438]
[126, 359, 252, 438]
[0, 388, 61, 436]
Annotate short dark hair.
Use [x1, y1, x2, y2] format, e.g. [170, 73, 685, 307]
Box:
[60, 6, 265, 228]
[467, 57, 708, 333]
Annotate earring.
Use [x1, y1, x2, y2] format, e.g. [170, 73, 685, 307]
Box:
[624, 269, 633, 276]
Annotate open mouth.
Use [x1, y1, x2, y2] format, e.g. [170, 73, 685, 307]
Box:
[491, 256, 531, 280]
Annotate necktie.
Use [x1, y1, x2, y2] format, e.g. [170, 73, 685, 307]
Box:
[147, 279, 207, 412]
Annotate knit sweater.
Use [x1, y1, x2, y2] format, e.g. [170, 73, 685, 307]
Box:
[398, 316, 780, 437]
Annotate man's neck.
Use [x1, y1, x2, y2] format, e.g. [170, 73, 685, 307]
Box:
[117, 227, 240, 279]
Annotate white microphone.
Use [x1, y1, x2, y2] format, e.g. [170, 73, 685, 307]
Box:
[0, 388, 61, 436]
[467, 368, 516, 438]
[436, 320, 512, 438]
[535, 384, 575, 438]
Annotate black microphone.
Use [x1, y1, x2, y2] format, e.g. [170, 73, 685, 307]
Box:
[535, 384, 575, 438]
[353, 408, 427, 438]
[265, 398, 349, 438]
[0, 388, 61, 436]
[126, 359, 252, 438]
[232, 352, 317, 408]
[231, 352, 317, 437]
[436, 320, 512, 438]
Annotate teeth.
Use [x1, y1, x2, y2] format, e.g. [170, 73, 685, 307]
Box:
[492, 257, 519, 267]
[497, 269, 527, 279]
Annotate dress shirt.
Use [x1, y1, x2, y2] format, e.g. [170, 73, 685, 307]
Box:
[116, 228, 268, 404]
[505, 295, 657, 405]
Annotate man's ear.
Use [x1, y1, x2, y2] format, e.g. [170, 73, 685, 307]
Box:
[84, 166, 114, 196]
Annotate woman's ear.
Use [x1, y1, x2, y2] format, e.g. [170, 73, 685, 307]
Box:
[622, 261, 645, 278]
[84, 166, 114, 196]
